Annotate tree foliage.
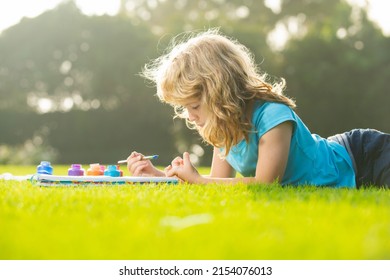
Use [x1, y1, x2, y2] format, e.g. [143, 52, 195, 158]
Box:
[0, 0, 388, 165]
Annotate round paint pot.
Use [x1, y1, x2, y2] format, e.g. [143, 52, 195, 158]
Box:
[104, 165, 121, 177]
[37, 161, 53, 175]
[86, 163, 104, 176]
[68, 164, 85, 176]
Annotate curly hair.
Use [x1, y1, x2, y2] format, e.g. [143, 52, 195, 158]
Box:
[141, 28, 296, 156]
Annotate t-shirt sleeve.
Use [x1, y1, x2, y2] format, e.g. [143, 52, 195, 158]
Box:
[253, 102, 297, 139]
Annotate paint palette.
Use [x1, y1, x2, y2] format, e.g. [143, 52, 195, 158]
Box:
[31, 174, 179, 187]
[32, 161, 178, 186]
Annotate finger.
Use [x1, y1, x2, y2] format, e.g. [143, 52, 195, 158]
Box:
[165, 169, 177, 178]
[127, 158, 137, 173]
[125, 152, 139, 166]
[127, 152, 145, 169]
[171, 157, 183, 166]
[128, 152, 145, 160]
[165, 165, 178, 177]
[128, 159, 145, 174]
[133, 161, 148, 176]
[164, 166, 170, 177]
[183, 152, 191, 165]
[127, 151, 138, 160]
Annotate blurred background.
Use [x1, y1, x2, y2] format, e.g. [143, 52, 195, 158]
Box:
[0, 0, 389, 166]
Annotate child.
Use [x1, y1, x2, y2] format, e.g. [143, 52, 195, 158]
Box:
[126, 29, 389, 188]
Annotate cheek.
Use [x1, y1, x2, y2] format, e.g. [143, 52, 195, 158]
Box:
[201, 108, 210, 120]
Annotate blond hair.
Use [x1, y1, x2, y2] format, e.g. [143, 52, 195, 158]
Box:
[141, 28, 296, 155]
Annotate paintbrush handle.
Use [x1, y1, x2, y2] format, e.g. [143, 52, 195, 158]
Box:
[117, 155, 158, 164]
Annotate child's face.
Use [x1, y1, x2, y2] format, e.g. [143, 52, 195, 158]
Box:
[183, 99, 208, 128]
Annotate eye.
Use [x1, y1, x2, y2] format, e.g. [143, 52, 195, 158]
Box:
[191, 105, 200, 110]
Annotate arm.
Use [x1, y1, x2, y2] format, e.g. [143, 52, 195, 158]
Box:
[210, 147, 236, 178]
[254, 121, 292, 183]
[165, 121, 293, 184]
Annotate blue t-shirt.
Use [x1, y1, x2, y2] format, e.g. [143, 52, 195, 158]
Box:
[224, 102, 356, 187]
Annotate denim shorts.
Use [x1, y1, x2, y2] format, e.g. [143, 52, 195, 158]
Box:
[328, 129, 390, 188]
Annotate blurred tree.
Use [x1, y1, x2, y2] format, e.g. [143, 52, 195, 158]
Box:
[0, 1, 155, 113]
[0, 0, 388, 166]
[0, 1, 177, 164]
[277, 0, 390, 135]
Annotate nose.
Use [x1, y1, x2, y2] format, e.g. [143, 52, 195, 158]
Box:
[187, 110, 197, 122]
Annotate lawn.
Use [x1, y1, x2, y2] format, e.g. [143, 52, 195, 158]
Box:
[0, 165, 389, 260]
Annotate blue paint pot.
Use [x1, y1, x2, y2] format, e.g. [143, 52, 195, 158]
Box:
[104, 165, 121, 177]
[37, 161, 53, 175]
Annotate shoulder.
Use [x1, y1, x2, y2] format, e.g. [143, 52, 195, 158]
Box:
[252, 101, 296, 137]
[254, 101, 293, 115]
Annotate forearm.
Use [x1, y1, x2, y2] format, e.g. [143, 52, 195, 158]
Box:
[195, 175, 273, 185]
[153, 168, 166, 177]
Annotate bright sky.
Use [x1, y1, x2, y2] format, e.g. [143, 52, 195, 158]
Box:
[0, 0, 121, 33]
[350, 0, 390, 36]
[0, 0, 389, 36]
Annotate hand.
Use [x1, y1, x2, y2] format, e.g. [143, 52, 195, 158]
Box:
[164, 152, 202, 183]
[126, 151, 164, 177]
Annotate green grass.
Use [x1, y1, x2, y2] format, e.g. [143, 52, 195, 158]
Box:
[1, 165, 389, 260]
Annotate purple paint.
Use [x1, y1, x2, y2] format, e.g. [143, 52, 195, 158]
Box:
[68, 164, 85, 176]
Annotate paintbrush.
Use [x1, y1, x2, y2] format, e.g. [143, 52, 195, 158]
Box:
[117, 155, 159, 164]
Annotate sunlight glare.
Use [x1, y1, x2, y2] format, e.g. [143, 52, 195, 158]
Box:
[348, 0, 390, 36]
[76, 0, 120, 16]
[367, 0, 390, 35]
[0, 0, 62, 32]
[264, 0, 281, 14]
[0, 1, 389, 37]
[0, 0, 120, 34]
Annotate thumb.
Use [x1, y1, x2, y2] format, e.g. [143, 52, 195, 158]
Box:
[183, 152, 191, 164]
[164, 164, 174, 177]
